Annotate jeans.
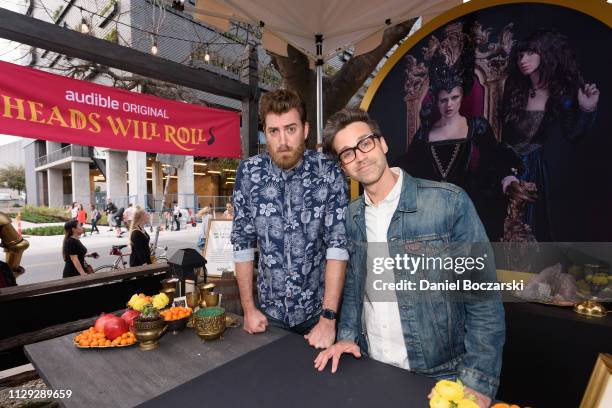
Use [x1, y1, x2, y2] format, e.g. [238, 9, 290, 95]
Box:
[91, 219, 99, 233]
[263, 311, 320, 335]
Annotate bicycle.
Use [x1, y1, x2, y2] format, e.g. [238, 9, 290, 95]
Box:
[94, 244, 168, 273]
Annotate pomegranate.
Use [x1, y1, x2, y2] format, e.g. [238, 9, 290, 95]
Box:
[121, 309, 140, 332]
[103, 315, 128, 340]
[94, 313, 115, 333]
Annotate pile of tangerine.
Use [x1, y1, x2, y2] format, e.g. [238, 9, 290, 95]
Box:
[74, 327, 136, 347]
[161, 306, 192, 321]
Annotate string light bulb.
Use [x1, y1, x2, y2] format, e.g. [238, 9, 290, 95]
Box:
[204, 52, 210, 62]
[151, 42, 158, 55]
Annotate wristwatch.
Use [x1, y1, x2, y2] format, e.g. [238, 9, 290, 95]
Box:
[321, 308, 337, 320]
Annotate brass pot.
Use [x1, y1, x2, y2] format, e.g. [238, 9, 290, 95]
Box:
[194, 308, 226, 340]
[133, 318, 167, 350]
[203, 292, 220, 307]
[199, 283, 216, 308]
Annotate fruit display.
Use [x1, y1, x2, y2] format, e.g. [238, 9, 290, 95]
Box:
[127, 292, 170, 311]
[138, 304, 162, 321]
[152, 293, 170, 310]
[74, 326, 136, 348]
[160, 306, 192, 321]
[127, 293, 152, 311]
[103, 315, 129, 340]
[121, 309, 141, 332]
[94, 313, 115, 332]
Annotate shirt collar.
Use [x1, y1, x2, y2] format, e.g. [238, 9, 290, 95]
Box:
[364, 167, 403, 207]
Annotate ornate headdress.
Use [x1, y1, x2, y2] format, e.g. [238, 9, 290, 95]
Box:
[424, 22, 475, 98]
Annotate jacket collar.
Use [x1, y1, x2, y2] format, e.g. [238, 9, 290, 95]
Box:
[397, 169, 418, 213]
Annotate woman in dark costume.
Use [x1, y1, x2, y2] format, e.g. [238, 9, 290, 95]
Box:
[397, 38, 520, 241]
[501, 29, 600, 241]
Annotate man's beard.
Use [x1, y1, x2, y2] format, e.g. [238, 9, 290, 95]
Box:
[270, 141, 306, 170]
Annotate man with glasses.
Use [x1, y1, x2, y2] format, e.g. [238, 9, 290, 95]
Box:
[230, 89, 349, 349]
[314, 108, 505, 408]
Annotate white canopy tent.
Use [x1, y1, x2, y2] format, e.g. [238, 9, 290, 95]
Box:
[189, 0, 462, 144]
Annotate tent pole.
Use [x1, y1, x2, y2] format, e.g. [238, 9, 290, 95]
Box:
[315, 34, 324, 150]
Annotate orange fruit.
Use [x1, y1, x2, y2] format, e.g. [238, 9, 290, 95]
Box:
[105, 340, 111, 346]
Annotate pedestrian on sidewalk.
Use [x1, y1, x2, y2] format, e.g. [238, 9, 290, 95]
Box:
[62, 220, 99, 278]
[70, 202, 78, 220]
[77, 204, 87, 228]
[90, 204, 101, 234]
[105, 198, 117, 232]
[172, 201, 182, 231]
[223, 202, 234, 220]
[129, 206, 152, 267]
[124, 203, 135, 227]
[114, 206, 125, 237]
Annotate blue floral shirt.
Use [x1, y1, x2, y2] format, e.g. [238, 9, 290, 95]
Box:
[231, 149, 349, 326]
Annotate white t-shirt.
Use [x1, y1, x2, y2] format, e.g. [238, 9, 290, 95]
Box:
[363, 168, 410, 370]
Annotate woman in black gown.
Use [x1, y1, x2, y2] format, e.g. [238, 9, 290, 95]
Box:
[500, 29, 600, 241]
[397, 42, 521, 241]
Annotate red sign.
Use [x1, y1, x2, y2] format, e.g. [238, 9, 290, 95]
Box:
[0, 61, 241, 157]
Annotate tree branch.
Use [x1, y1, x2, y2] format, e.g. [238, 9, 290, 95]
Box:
[327, 18, 417, 112]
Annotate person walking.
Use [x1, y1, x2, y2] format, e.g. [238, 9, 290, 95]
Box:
[76, 204, 87, 229]
[172, 202, 182, 231]
[70, 202, 78, 220]
[62, 220, 99, 277]
[90, 204, 101, 234]
[129, 206, 152, 267]
[105, 198, 117, 232]
[114, 206, 125, 238]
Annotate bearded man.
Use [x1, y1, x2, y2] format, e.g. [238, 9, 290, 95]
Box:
[230, 89, 349, 348]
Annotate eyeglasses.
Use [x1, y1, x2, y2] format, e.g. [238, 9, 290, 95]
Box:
[337, 133, 380, 165]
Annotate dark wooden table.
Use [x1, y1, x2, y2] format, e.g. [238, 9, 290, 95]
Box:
[139, 332, 437, 408]
[499, 301, 612, 407]
[24, 316, 288, 408]
[26, 315, 437, 408]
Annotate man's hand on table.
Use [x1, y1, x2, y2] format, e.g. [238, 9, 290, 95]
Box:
[243, 309, 268, 334]
[313, 341, 361, 373]
[304, 317, 336, 349]
[428, 385, 491, 408]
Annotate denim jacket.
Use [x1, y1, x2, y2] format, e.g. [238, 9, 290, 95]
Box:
[337, 170, 505, 399]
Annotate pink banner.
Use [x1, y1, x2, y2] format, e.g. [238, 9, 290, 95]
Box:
[0, 60, 241, 157]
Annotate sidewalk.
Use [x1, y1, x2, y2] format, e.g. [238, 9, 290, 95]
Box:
[19, 221, 200, 250]
[15, 222, 202, 285]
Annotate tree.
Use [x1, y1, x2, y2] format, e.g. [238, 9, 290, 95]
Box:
[0, 164, 26, 195]
[269, 19, 417, 148]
